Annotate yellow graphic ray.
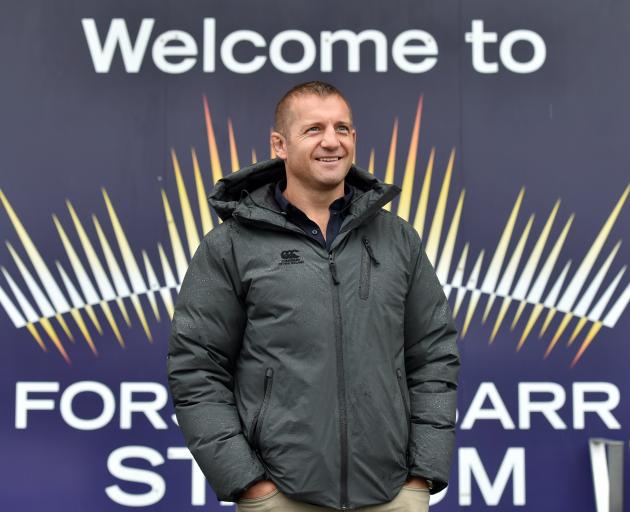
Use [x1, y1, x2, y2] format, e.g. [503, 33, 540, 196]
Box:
[571, 267, 627, 363]
[66, 201, 124, 339]
[141, 250, 161, 322]
[510, 200, 561, 330]
[69, 309, 97, 355]
[55, 261, 97, 355]
[52, 215, 103, 334]
[101, 189, 152, 342]
[425, 149, 455, 267]
[100, 300, 125, 348]
[489, 215, 535, 342]
[481, 188, 525, 324]
[591, 266, 627, 328]
[461, 250, 485, 338]
[228, 119, 240, 172]
[0, 190, 74, 339]
[520, 214, 574, 341]
[413, 148, 435, 239]
[511, 302, 527, 331]
[571, 322, 602, 367]
[161, 190, 188, 283]
[568, 240, 622, 345]
[5, 242, 73, 343]
[55, 314, 74, 343]
[40, 316, 70, 364]
[517, 304, 544, 351]
[192, 148, 213, 235]
[368, 149, 375, 175]
[451, 243, 469, 316]
[92, 215, 132, 327]
[383, 119, 398, 211]
[157, 243, 175, 319]
[520, 259, 572, 351]
[552, 184, 629, 331]
[26, 323, 46, 351]
[129, 294, 152, 342]
[171, 149, 201, 257]
[568, 317, 588, 346]
[251, 149, 258, 164]
[203, 96, 224, 184]
[397, 97, 423, 222]
[1, 267, 47, 350]
[544, 313, 573, 358]
[436, 190, 465, 286]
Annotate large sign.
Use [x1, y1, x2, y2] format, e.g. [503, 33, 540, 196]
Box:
[1, 1, 628, 510]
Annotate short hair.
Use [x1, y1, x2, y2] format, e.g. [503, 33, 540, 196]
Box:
[273, 81, 353, 135]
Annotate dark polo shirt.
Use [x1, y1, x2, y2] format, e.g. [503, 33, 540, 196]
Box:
[273, 179, 354, 252]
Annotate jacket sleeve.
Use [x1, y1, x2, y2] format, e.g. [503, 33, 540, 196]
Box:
[403, 233, 460, 494]
[167, 234, 266, 502]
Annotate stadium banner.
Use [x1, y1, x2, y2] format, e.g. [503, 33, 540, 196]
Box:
[1, 1, 628, 510]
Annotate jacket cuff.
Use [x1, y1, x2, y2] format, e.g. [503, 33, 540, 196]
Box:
[222, 468, 268, 502]
[407, 423, 455, 494]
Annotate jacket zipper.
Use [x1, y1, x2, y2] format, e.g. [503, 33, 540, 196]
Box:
[359, 237, 380, 300]
[396, 368, 411, 447]
[251, 368, 274, 451]
[328, 250, 348, 509]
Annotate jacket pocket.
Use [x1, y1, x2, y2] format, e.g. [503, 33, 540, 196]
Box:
[250, 368, 274, 450]
[359, 237, 380, 300]
[396, 368, 411, 439]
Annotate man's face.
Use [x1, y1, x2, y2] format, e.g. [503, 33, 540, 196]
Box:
[271, 94, 356, 192]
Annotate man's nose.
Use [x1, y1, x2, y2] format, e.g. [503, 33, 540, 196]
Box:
[320, 124, 340, 149]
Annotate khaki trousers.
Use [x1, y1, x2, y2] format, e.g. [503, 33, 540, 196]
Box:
[236, 487, 430, 512]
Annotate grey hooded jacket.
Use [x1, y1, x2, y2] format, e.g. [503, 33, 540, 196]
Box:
[167, 158, 460, 510]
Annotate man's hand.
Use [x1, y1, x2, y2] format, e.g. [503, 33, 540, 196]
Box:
[404, 476, 430, 490]
[239, 480, 278, 500]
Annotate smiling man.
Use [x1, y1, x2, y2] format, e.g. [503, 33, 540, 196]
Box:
[168, 81, 460, 512]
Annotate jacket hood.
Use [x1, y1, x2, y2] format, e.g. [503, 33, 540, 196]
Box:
[208, 158, 401, 232]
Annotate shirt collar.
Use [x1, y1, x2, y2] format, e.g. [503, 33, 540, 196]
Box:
[274, 179, 355, 214]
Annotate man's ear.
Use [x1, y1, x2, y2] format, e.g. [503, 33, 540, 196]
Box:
[271, 131, 287, 160]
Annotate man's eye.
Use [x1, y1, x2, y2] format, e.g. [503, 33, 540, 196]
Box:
[306, 127, 320, 133]
[336, 126, 350, 133]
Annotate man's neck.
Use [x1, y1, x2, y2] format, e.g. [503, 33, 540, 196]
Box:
[282, 178, 345, 218]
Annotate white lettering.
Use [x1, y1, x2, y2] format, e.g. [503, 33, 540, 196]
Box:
[573, 382, 621, 429]
[15, 381, 59, 428]
[152, 30, 198, 74]
[82, 18, 154, 73]
[220, 30, 267, 74]
[269, 30, 317, 74]
[459, 447, 526, 506]
[460, 382, 515, 430]
[59, 381, 116, 430]
[465, 19, 498, 73]
[106, 446, 166, 506]
[120, 382, 169, 430]
[499, 29, 546, 73]
[518, 382, 567, 430]
[392, 30, 438, 73]
[167, 447, 207, 505]
[320, 30, 388, 72]
[203, 18, 216, 72]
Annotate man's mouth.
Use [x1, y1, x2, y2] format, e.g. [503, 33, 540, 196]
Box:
[315, 156, 343, 162]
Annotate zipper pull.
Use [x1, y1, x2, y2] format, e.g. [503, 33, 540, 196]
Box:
[328, 252, 340, 285]
[362, 237, 380, 266]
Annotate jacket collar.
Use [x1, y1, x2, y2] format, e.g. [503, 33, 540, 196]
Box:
[208, 158, 401, 233]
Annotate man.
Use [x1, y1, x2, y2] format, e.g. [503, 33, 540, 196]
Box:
[168, 81, 459, 511]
